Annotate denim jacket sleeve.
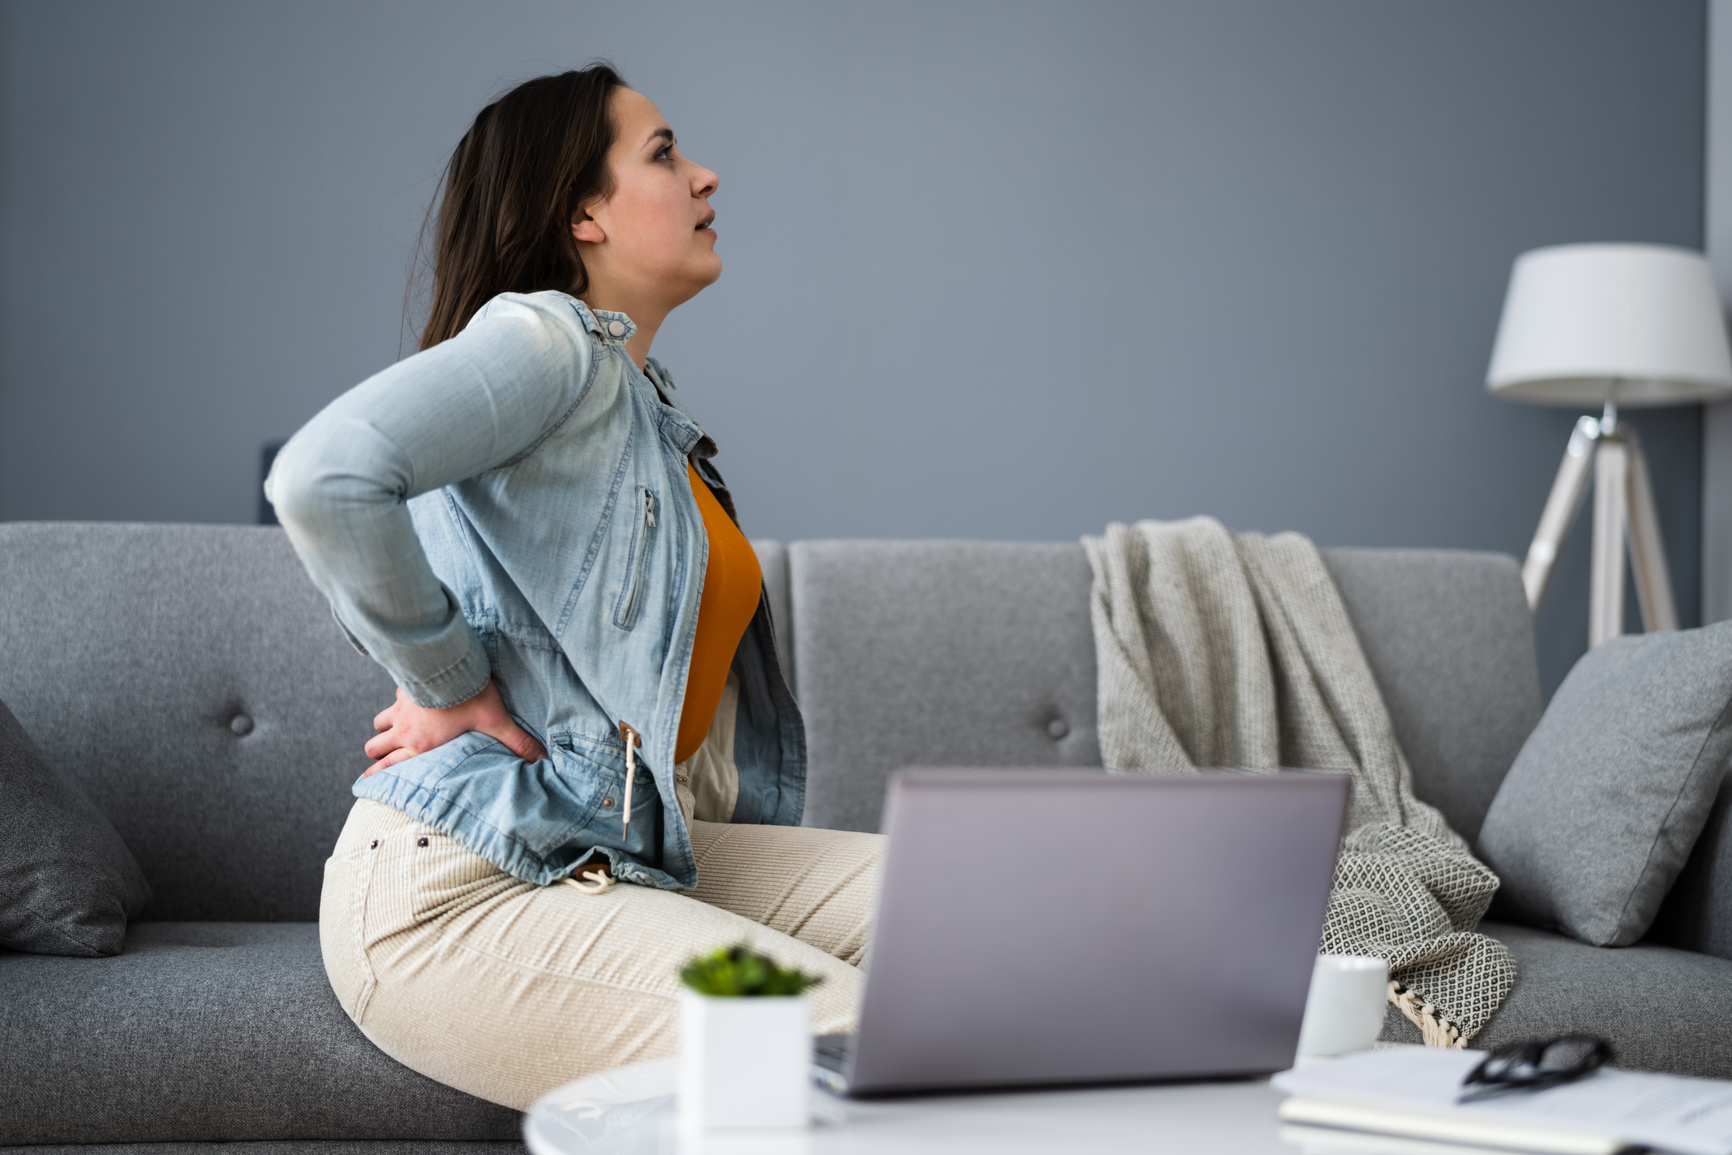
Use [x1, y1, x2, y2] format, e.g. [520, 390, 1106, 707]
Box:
[264, 294, 594, 709]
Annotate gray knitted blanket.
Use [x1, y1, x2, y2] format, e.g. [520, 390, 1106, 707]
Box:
[1083, 517, 1516, 1046]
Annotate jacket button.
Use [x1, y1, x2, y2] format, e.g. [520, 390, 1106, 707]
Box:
[416, 837, 429, 847]
[369, 840, 379, 850]
[230, 714, 254, 736]
[601, 797, 616, 809]
[1047, 718, 1069, 740]
[676, 774, 689, 784]
[607, 319, 626, 337]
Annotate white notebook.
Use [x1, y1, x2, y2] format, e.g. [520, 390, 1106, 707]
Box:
[1280, 1120, 1618, 1155]
[1273, 1047, 1732, 1155]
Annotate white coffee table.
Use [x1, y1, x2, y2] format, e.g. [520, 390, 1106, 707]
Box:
[523, 1057, 1306, 1154]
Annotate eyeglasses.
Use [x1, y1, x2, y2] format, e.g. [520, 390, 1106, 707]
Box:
[1457, 1035, 1614, 1102]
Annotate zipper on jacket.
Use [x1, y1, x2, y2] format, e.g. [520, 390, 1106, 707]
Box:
[613, 489, 657, 630]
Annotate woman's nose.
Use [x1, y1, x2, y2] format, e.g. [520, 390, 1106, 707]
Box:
[693, 165, 718, 198]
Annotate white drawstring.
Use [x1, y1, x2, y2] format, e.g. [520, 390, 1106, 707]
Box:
[619, 722, 642, 841]
[563, 865, 614, 895]
[562, 721, 643, 898]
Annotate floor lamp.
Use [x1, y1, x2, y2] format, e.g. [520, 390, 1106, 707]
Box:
[1487, 244, 1732, 647]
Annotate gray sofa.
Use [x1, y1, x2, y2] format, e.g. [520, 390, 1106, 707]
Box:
[2, 521, 1731, 1152]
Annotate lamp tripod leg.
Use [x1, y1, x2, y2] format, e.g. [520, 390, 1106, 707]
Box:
[1590, 438, 1629, 648]
[1522, 416, 1599, 611]
[1621, 424, 1678, 634]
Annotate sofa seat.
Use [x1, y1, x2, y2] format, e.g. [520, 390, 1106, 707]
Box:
[0, 922, 520, 1146]
[1381, 920, 1732, 1076]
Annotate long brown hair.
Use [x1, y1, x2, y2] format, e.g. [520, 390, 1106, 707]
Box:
[415, 64, 627, 351]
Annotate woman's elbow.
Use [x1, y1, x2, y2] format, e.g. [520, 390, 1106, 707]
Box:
[264, 425, 402, 534]
[263, 434, 326, 530]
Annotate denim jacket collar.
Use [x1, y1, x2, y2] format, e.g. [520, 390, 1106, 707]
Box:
[568, 300, 713, 462]
[573, 301, 635, 345]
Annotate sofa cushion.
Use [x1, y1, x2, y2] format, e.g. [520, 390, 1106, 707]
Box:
[0, 695, 150, 956]
[0, 921, 519, 1144]
[791, 541, 1103, 831]
[1321, 550, 1541, 845]
[1478, 622, 1732, 947]
[1380, 920, 1732, 1079]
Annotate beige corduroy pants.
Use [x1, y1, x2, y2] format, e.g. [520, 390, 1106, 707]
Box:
[320, 798, 883, 1110]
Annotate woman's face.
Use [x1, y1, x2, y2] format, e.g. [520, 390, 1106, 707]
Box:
[574, 88, 720, 311]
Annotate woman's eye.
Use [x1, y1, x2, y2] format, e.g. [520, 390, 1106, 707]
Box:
[655, 146, 672, 161]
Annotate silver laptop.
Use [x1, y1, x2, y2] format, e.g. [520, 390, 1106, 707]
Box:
[814, 768, 1349, 1097]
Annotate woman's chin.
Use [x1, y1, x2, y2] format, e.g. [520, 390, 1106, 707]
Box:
[691, 254, 723, 290]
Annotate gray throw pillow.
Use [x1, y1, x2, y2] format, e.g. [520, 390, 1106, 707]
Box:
[0, 695, 151, 955]
[1477, 621, 1732, 947]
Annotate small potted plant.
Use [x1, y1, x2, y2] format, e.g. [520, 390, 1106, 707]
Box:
[678, 943, 822, 1132]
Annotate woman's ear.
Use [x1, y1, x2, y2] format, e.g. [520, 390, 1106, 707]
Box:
[571, 209, 605, 245]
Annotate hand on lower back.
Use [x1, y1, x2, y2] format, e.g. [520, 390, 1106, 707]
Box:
[362, 680, 548, 777]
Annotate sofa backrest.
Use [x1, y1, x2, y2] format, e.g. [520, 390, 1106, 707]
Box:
[791, 541, 1102, 833]
[0, 523, 1540, 922]
[1321, 548, 1543, 845]
[791, 541, 1543, 845]
[0, 523, 394, 921]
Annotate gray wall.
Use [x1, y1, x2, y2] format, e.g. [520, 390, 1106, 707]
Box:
[0, 0, 1708, 698]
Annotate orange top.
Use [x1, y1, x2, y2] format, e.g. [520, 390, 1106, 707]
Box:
[675, 463, 762, 763]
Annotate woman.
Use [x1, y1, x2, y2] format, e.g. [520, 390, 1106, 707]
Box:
[266, 64, 881, 1110]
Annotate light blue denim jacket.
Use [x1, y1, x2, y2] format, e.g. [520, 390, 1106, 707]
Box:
[265, 291, 804, 891]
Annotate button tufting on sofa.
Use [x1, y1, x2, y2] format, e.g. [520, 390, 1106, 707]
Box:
[1046, 717, 1069, 740]
[229, 713, 254, 736]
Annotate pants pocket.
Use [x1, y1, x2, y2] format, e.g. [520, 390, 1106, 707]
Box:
[320, 840, 380, 1024]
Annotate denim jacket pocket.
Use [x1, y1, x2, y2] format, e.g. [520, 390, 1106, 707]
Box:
[547, 731, 625, 825]
[612, 487, 658, 630]
[551, 731, 661, 864]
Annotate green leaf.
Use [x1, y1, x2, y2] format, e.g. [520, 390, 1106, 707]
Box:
[677, 943, 823, 997]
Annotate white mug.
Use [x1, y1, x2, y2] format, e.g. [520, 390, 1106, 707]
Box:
[1296, 954, 1388, 1058]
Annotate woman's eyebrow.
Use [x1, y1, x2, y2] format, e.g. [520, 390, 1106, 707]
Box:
[646, 126, 675, 149]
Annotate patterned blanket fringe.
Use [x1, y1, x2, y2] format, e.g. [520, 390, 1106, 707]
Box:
[1388, 979, 1464, 1049]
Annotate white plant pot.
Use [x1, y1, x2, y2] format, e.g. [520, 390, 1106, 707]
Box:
[679, 989, 811, 1131]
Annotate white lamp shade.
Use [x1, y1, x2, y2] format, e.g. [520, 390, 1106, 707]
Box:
[1486, 243, 1732, 407]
